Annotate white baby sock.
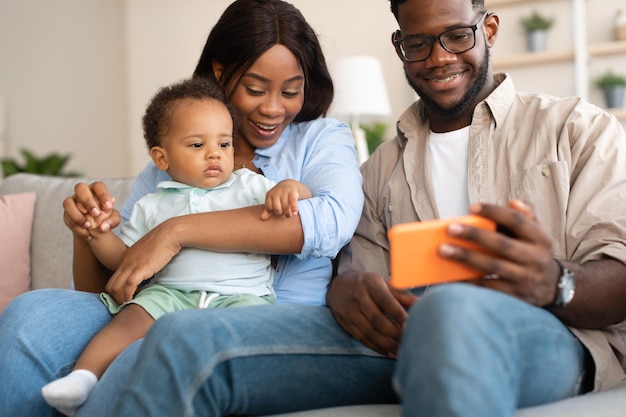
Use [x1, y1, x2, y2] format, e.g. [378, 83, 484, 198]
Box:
[41, 369, 98, 416]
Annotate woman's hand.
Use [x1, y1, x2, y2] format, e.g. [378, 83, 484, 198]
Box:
[63, 182, 119, 240]
[326, 270, 417, 358]
[105, 219, 183, 304]
[440, 200, 560, 307]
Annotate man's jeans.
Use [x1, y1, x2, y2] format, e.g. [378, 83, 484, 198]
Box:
[0, 285, 586, 417]
[395, 284, 588, 417]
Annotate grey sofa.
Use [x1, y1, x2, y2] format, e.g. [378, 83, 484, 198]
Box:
[1, 172, 625, 417]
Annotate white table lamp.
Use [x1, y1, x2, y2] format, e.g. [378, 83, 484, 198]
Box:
[331, 56, 391, 164]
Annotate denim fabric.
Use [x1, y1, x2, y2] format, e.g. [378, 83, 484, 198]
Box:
[109, 284, 586, 417]
[394, 284, 588, 417]
[0, 289, 112, 417]
[110, 304, 397, 417]
[0, 285, 586, 417]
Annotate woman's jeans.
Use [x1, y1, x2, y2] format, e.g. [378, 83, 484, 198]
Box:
[0, 284, 587, 417]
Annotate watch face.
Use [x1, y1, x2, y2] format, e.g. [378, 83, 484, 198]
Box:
[562, 274, 575, 304]
[550, 259, 575, 308]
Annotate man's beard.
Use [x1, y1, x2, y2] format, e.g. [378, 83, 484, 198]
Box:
[405, 45, 490, 120]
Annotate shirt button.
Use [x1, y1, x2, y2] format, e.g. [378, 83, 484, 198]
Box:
[542, 167, 550, 177]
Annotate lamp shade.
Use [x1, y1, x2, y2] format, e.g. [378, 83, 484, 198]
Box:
[331, 55, 391, 119]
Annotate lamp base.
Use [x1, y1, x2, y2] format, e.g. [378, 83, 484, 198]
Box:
[352, 125, 369, 165]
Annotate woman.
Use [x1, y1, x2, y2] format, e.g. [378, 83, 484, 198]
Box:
[0, 1, 363, 416]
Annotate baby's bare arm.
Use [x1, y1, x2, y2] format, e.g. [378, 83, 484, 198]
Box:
[86, 211, 128, 271]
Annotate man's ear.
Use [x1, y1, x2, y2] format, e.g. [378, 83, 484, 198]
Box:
[391, 30, 404, 61]
[150, 146, 168, 171]
[484, 13, 499, 48]
[212, 61, 224, 82]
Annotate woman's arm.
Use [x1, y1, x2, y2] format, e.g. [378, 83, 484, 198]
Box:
[105, 205, 304, 303]
[283, 119, 364, 259]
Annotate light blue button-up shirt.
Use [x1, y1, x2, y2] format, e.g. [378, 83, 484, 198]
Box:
[120, 118, 364, 305]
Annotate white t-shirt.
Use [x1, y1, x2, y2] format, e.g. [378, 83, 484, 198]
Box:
[428, 126, 471, 219]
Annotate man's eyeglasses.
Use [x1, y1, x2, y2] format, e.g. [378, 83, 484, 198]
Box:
[393, 11, 489, 62]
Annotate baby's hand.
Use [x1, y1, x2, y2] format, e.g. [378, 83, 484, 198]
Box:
[261, 180, 304, 220]
[86, 198, 116, 233]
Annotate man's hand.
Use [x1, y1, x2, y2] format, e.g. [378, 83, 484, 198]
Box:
[439, 200, 560, 307]
[326, 271, 417, 357]
[105, 219, 182, 304]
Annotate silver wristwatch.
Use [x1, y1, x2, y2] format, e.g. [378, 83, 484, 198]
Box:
[546, 258, 575, 308]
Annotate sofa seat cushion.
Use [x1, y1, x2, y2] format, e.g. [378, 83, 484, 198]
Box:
[0, 192, 37, 311]
[262, 379, 626, 417]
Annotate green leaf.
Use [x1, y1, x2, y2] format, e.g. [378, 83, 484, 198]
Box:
[1, 159, 22, 176]
[521, 11, 554, 31]
[0, 148, 82, 177]
[595, 70, 626, 89]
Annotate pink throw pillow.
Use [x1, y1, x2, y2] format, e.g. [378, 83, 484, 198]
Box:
[0, 192, 37, 312]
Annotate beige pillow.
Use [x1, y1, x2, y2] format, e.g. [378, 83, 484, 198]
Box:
[0, 192, 37, 312]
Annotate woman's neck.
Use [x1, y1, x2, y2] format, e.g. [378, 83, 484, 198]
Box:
[234, 135, 258, 172]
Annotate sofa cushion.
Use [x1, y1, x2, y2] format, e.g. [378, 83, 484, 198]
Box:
[262, 379, 626, 417]
[0, 192, 36, 311]
[0, 173, 134, 290]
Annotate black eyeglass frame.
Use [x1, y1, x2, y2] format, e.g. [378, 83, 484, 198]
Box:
[393, 11, 489, 63]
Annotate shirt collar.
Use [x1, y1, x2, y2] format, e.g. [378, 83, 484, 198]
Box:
[482, 73, 515, 129]
[156, 173, 237, 192]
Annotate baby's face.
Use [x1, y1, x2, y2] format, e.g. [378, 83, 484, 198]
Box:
[157, 98, 234, 189]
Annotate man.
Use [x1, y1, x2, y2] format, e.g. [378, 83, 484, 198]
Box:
[330, 0, 626, 415]
[109, 0, 626, 416]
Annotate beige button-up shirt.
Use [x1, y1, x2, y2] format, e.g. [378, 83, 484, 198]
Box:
[338, 73, 626, 391]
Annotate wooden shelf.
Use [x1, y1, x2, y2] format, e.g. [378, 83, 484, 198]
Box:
[494, 40, 626, 70]
[494, 49, 574, 69]
[588, 40, 626, 57]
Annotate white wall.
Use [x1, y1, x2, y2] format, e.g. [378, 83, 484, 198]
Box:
[1, 0, 624, 178]
[0, 0, 129, 178]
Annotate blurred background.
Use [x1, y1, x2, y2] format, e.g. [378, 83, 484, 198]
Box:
[0, 0, 624, 178]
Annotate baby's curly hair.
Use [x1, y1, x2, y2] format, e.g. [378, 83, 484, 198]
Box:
[142, 77, 236, 149]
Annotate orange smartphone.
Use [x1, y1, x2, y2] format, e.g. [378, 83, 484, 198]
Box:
[388, 215, 496, 289]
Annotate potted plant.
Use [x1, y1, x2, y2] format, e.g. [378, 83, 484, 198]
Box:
[520, 10, 555, 52]
[0, 148, 82, 178]
[594, 70, 626, 109]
